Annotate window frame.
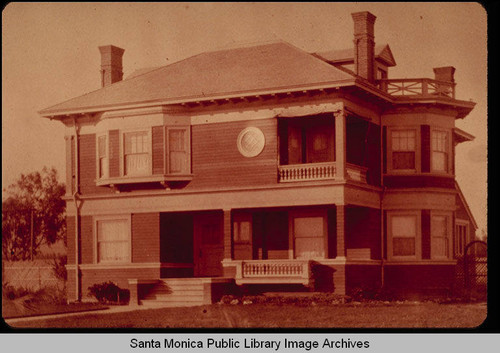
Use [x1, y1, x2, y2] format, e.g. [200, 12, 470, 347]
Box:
[431, 128, 451, 174]
[165, 126, 191, 175]
[96, 132, 109, 180]
[454, 220, 469, 257]
[387, 211, 421, 261]
[430, 211, 452, 260]
[387, 126, 420, 174]
[120, 128, 152, 177]
[233, 213, 252, 245]
[93, 214, 132, 264]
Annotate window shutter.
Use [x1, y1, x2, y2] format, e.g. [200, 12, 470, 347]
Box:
[66, 136, 75, 194]
[421, 125, 430, 173]
[278, 119, 288, 165]
[421, 209, 431, 259]
[108, 129, 120, 177]
[152, 126, 164, 175]
[382, 126, 387, 174]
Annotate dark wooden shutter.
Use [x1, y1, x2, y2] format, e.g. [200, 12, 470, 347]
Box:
[421, 209, 431, 259]
[108, 129, 120, 177]
[383, 210, 387, 260]
[382, 126, 387, 174]
[152, 126, 164, 175]
[278, 119, 288, 165]
[421, 125, 431, 173]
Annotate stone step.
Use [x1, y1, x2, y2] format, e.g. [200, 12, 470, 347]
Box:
[154, 284, 204, 291]
[140, 300, 204, 308]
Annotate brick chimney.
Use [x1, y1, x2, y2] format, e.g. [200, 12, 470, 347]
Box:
[433, 66, 456, 83]
[98, 45, 125, 87]
[352, 11, 376, 83]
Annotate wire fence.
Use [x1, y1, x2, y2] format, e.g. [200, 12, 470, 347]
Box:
[2, 259, 64, 291]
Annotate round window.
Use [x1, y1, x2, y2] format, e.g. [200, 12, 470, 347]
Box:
[237, 127, 265, 158]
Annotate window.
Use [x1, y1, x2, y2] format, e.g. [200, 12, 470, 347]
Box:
[454, 221, 468, 257]
[167, 128, 190, 174]
[95, 217, 130, 263]
[293, 215, 326, 259]
[391, 215, 417, 257]
[431, 215, 450, 259]
[124, 131, 150, 176]
[432, 130, 449, 172]
[97, 135, 108, 179]
[391, 129, 416, 170]
[233, 220, 251, 243]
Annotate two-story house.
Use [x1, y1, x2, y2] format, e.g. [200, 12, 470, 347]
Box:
[39, 11, 477, 305]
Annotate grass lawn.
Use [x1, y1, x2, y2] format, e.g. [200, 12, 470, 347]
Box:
[7, 302, 487, 329]
[2, 299, 107, 320]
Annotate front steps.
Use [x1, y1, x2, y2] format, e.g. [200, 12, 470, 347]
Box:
[138, 277, 234, 307]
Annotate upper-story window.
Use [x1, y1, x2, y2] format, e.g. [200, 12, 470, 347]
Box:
[431, 130, 449, 173]
[124, 131, 150, 176]
[391, 129, 416, 171]
[97, 134, 108, 179]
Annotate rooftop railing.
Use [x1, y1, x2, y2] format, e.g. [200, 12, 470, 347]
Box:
[376, 78, 455, 99]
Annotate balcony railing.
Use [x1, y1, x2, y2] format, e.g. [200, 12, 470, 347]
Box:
[278, 162, 367, 183]
[377, 78, 456, 99]
[230, 259, 312, 286]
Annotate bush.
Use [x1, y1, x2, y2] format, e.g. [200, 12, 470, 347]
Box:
[88, 281, 129, 304]
[2, 282, 30, 300]
[51, 256, 67, 281]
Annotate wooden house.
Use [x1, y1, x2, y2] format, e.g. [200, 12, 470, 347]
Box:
[39, 11, 477, 305]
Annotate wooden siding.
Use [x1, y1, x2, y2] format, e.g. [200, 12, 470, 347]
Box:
[152, 126, 164, 175]
[66, 216, 76, 265]
[80, 215, 93, 264]
[384, 264, 456, 292]
[188, 118, 277, 189]
[78, 134, 113, 195]
[132, 213, 161, 263]
[345, 206, 381, 260]
[383, 175, 455, 189]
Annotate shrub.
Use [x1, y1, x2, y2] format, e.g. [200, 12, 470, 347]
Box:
[2, 282, 30, 300]
[88, 281, 129, 304]
[51, 256, 67, 281]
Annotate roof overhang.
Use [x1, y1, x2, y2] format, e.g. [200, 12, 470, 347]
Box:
[453, 127, 475, 143]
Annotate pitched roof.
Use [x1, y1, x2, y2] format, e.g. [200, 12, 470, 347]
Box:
[39, 41, 354, 117]
[314, 44, 396, 67]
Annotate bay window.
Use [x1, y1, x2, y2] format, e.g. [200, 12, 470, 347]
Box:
[431, 130, 449, 172]
[391, 129, 416, 171]
[389, 213, 418, 259]
[431, 214, 451, 259]
[124, 131, 150, 176]
[97, 134, 108, 179]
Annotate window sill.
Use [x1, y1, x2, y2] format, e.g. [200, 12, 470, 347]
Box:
[96, 174, 194, 187]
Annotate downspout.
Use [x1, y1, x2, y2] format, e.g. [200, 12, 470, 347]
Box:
[72, 116, 81, 302]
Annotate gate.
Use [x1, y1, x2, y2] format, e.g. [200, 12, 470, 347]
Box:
[463, 240, 487, 300]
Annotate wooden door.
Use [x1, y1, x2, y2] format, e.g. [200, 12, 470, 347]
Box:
[194, 214, 223, 277]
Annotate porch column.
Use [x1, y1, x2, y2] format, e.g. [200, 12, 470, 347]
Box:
[334, 105, 347, 180]
[223, 209, 232, 259]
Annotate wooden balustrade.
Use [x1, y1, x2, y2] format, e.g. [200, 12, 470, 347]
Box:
[278, 162, 367, 183]
[377, 78, 455, 99]
[230, 259, 312, 285]
[278, 162, 336, 182]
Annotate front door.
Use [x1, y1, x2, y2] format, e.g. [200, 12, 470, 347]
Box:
[194, 213, 223, 277]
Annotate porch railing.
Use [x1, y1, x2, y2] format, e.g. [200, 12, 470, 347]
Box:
[376, 78, 456, 99]
[232, 259, 312, 286]
[278, 162, 367, 183]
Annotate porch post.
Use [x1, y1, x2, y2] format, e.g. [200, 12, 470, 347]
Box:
[334, 104, 347, 180]
[223, 209, 232, 259]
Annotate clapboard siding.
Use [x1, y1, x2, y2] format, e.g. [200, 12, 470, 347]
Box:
[188, 118, 277, 189]
[132, 213, 160, 263]
[80, 216, 94, 264]
[78, 134, 113, 195]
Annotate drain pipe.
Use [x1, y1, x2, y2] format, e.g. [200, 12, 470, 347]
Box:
[72, 116, 81, 302]
[380, 121, 385, 290]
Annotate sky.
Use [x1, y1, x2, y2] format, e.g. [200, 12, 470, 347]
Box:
[2, 3, 487, 235]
